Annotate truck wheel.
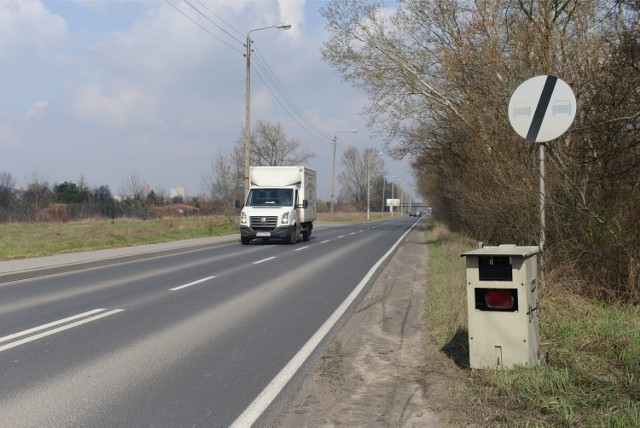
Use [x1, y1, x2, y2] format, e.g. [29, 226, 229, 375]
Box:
[302, 229, 310, 241]
[289, 225, 299, 244]
[241, 236, 251, 245]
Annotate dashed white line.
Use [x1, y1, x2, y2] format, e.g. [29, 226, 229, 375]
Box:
[0, 308, 106, 344]
[321, 240, 330, 244]
[254, 257, 276, 264]
[170, 276, 217, 291]
[294, 246, 309, 251]
[0, 309, 125, 353]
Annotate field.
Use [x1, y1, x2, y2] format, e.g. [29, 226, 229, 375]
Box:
[0, 212, 393, 260]
[0, 216, 237, 260]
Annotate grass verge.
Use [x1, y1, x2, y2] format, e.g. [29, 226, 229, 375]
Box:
[0, 216, 237, 260]
[0, 212, 388, 260]
[422, 218, 640, 427]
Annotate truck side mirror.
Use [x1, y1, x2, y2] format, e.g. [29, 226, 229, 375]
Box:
[235, 199, 242, 209]
[302, 199, 308, 209]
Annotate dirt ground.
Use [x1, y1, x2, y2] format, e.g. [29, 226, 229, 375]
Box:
[276, 221, 468, 427]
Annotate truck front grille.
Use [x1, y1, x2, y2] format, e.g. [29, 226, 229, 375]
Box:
[250, 216, 278, 230]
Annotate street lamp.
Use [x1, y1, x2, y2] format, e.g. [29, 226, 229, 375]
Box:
[366, 156, 370, 220]
[331, 129, 357, 221]
[390, 175, 396, 217]
[381, 176, 386, 213]
[244, 23, 292, 200]
[398, 178, 404, 215]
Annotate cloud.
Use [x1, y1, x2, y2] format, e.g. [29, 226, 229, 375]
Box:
[25, 100, 49, 119]
[71, 83, 158, 129]
[0, 0, 68, 64]
[278, 0, 306, 41]
[0, 1, 412, 197]
[0, 125, 21, 148]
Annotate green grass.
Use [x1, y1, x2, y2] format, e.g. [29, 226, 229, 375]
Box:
[0, 212, 385, 260]
[423, 218, 640, 426]
[0, 217, 237, 260]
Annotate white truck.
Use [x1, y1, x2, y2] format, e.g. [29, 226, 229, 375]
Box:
[237, 166, 317, 245]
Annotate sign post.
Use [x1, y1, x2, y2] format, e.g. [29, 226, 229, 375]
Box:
[508, 75, 576, 281]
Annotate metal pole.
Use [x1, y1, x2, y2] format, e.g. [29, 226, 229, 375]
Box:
[243, 24, 290, 202]
[330, 135, 337, 221]
[381, 177, 386, 212]
[539, 142, 546, 283]
[391, 182, 394, 217]
[244, 34, 251, 201]
[366, 158, 370, 220]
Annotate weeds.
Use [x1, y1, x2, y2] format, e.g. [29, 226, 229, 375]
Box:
[423, 218, 640, 426]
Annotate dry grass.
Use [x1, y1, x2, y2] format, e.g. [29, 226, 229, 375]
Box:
[0, 212, 385, 260]
[316, 211, 391, 223]
[422, 218, 640, 427]
[0, 216, 236, 260]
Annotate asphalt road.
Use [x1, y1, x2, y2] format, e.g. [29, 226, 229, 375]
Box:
[0, 217, 420, 427]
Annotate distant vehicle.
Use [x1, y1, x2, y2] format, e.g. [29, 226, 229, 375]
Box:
[409, 211, 422, 217]
[236, 166, 316, 245]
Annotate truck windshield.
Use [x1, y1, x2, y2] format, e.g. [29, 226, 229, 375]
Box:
[246, 188, 293, 207]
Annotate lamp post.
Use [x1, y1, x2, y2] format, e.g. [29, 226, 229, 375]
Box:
[397, 178, 404, 215]
[381, 176, 386, 213]
[366, 156, 370, 220]
[390, 175, 396, 217]
[244, 23, 291, 200]
[331, 129, 357, 221]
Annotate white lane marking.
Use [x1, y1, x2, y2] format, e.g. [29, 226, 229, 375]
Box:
[0, 308, 106, 344]
[337, 235, 345, 239]
[0, 309, 125, 353]
[294, 246, 309, 251]
[350, 232, 356, 235]
[321, 240, 330, 244]
[231, 220, 419, 428]
[170, 276, 217, 291]
[253, 257, 276, 264]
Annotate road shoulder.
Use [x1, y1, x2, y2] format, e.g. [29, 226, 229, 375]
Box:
[277, 221, 446, 426]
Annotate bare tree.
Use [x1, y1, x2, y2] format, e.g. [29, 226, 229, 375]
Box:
[0, 171, 16, 205]
[339, 146, 385, 211]
[120, 171, 144, 200]
[322, 0, 640, 302]
[23, 170, 51, 222]
[202, 152, 241, 216]
[233, 120, 316, 180]
[0, 171, 17, 222]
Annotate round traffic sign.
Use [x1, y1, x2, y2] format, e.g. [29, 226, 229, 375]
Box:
[508, 75, 576, 143]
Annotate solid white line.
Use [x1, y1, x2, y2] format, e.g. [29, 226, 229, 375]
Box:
[0, 308, 107, 344]
[230, 221, 419, 428]
[170, 276, 217, 291]
[0, 309, 125, 353]
[294, 246, 309, 251]
[253, 257, 276, 264]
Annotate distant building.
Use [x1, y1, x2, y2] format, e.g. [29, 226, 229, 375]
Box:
[170, 187, 186, 199]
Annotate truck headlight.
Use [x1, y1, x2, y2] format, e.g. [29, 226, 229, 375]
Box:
[241, 212, 247, 224]
[282, 212, 289, 224]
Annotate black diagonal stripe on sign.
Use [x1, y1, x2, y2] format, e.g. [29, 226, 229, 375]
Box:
[526, 75, 558, 142]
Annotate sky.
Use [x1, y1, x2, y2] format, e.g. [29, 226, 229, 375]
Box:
[0, 0, 414, 200]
